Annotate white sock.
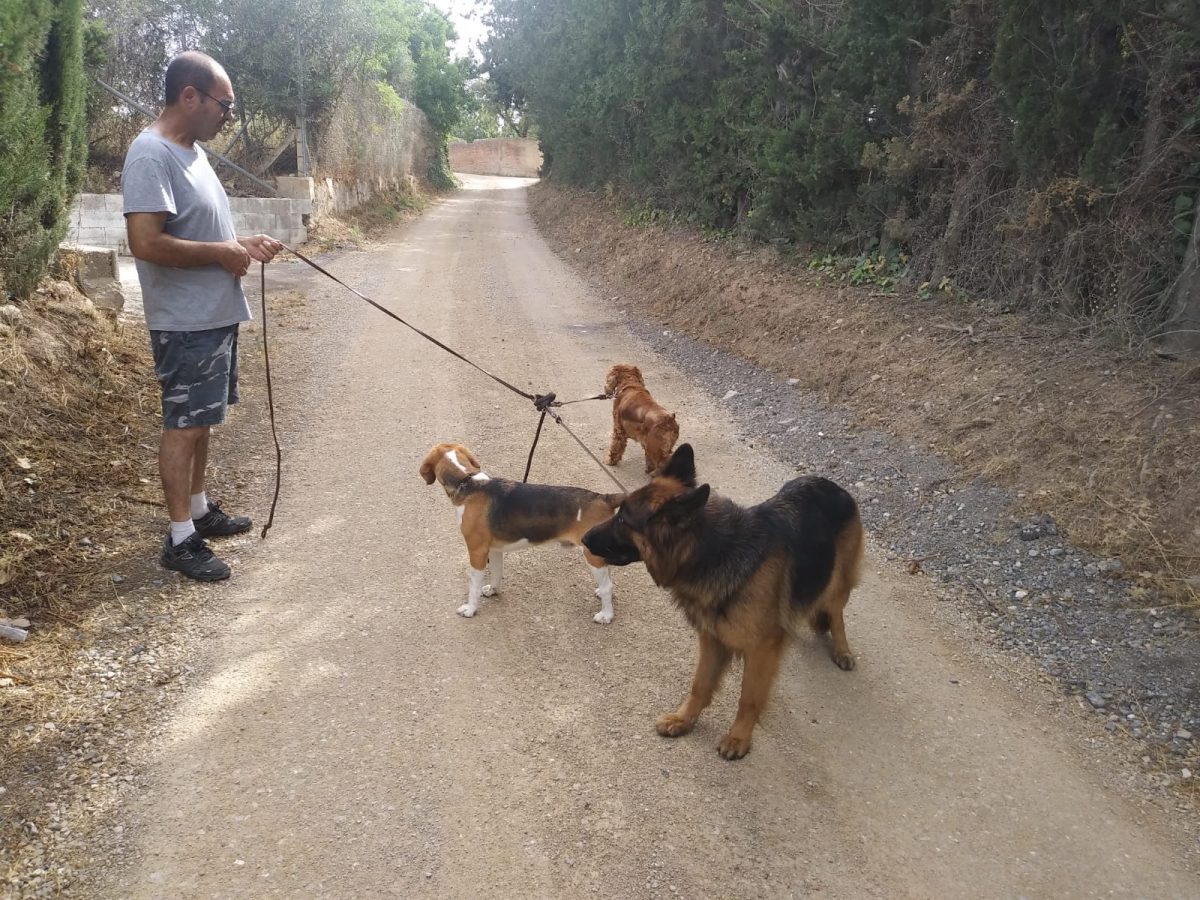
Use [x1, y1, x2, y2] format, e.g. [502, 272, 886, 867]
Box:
[190, 491, 209, 520]
[170, 519, 196, 546]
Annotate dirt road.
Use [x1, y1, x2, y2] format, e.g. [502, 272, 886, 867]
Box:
[102, 175, 1199, 898]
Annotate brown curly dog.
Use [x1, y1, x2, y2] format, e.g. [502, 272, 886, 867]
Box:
[604, 364, 681, 473]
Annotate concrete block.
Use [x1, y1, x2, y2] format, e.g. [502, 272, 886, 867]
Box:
[74, 226, 110, 246]
[62, 243, 126, 313]
[276, 176, 314, 201]
[79, 193, 108, 213]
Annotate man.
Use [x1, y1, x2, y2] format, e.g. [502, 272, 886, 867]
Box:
[122, 51, 283, 581]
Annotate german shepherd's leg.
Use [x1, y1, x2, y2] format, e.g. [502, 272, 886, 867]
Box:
[827, 604, 855, 671]
[606, 410, 628, 465]
[718, 636, 786, 760]
[810, 592, 856, 670]
[657, 632, 732, 738]
[584, 550, 615, 624]
[458, 545, 490, 618]
[483, 550, 503, 597]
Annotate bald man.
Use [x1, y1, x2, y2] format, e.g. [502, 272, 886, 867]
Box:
[123, 51, 283, 581]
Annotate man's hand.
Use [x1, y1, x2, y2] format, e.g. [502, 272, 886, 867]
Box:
[239, 234, 285, 264]
[217, 240, 253, 277]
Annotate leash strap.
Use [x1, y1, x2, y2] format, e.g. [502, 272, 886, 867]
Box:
[257, 246, 627, 534]
[545, 406, 628, 493]
[522, 410, 548, 483]
[281, 243, 541, 404]
[259, 262, 283, 538]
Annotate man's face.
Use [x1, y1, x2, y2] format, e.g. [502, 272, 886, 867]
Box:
[187, 71, 235, 142]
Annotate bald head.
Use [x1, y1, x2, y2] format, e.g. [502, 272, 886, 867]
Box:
[165, 51, 227, 106]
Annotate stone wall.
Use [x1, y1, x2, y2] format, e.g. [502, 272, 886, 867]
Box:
[449, 139, 542, 178]
[65, 193, 311, 255]
[314, 80, 433, 218]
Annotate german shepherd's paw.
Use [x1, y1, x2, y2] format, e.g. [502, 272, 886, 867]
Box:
[833, 651, 856, 671]
[655, 713, 695, 738]
[717, 733, 752, 760]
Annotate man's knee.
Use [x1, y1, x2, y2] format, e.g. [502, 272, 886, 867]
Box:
[161, 424, 209, 447]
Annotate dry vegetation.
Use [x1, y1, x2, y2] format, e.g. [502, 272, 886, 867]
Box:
[0, 279, 160, 736]
[530, 183, 1200, 603]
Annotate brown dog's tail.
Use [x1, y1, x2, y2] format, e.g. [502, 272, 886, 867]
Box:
[602, 492, 626, 509]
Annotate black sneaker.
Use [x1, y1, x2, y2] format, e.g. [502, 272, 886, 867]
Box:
[193, 501, 252, 538]
[161, 532, 231, 581]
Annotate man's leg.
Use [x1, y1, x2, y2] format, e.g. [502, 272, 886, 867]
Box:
[151, 327, 234, 581]
[190, 426, 210, 497]
[160, 425, 208, 524]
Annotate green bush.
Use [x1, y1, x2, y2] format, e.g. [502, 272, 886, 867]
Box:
[0, 0, 88, 299]
[484, 0, 1200, 333]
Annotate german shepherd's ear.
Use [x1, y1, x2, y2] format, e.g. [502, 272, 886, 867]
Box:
[655, 483, 710, 522]
[660, 443, 696, 486]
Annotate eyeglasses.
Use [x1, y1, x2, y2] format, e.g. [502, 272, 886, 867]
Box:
[195, 88, 235, 117]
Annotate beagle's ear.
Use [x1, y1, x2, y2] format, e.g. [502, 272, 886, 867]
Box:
[419, 459, 437, 484]
[461, 447, 482, 471]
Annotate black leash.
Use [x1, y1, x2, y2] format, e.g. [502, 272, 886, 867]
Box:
[259, 262, 283, 538]
[257, 247, 626, 535]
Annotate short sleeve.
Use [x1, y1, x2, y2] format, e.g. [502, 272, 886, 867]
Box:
[122, 155, 176, 216]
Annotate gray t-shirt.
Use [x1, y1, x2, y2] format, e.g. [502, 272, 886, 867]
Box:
[122, 129, 251, 331]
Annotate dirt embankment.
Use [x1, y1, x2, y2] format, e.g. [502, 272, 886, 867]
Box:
[529, 183, 1200, 600]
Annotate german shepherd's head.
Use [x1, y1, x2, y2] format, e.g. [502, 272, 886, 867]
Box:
[582, 444, 710, 573]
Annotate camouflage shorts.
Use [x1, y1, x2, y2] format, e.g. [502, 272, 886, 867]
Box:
[149, 325, 240, 429]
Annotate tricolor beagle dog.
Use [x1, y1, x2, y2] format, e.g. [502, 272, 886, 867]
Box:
[419, 442, 625, 623]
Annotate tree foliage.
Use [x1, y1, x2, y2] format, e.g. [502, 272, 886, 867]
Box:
[485, 0, 1200, 336]
[86, 0, 472, 157]
[0, 0, 88, 299]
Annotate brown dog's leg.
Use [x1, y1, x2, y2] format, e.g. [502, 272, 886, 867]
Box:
[606, 412, 628, 465]
[643, 444, 659, 474]
[656, 632, 731, 738]
[718, 636, 786, 759]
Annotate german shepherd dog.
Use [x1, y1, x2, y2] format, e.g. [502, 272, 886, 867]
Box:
[582, 444, 863, 759]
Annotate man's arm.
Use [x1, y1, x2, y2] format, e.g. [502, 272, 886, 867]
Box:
[127, 212, 253, 276]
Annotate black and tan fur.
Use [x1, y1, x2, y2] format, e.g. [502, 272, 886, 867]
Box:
[420, 442, 625, 623]
[582, 444, 863, 758]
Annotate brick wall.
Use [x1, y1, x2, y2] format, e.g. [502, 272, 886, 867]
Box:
[449, 139, 542, 178]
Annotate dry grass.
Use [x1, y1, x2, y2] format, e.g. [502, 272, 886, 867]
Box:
[0, 280, 162, 742]
[530, 183, 1200, 604]
[303, 186, 433, 254]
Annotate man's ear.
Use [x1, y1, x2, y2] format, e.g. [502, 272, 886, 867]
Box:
[419, 460, 437, 484]
[654, 483, 710, 521]
[660, 443, 696, 486]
